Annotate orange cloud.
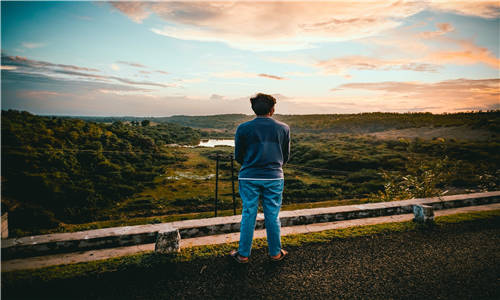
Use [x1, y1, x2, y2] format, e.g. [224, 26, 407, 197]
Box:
[110, 1, 499, 50]
[420, 22, 455, 38]
[428, 39, 500, 69]
[115, 1, 422, 50]
[332, 78, 500, 112]
[258, 73, 286, 80]
[429, 1, 500, 18]
[109, 2, 150, 23]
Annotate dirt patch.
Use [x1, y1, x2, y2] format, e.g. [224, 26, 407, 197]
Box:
[366, 126, 496, 141]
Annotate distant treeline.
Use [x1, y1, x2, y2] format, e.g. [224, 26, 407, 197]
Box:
[1, 110, 200, 231]
[63, 111, 500, 135]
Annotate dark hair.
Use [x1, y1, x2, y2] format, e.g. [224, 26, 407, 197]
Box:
[250, 93, 276, 115]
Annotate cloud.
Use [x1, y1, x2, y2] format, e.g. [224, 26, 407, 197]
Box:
[336, 78, 499, 93]
[4, 71, 498, 115]
[1, 65, 17, 70]
[4, 55, 100, 72]
[334, 21, 500, 76]
[115, 61, 169, 75]
[21, 42, 46, 49]
[116, 61, 147, 68]
[1, 54, 175, 89]
[109, 1, 151, 23]
[429, 1, 500, 19]
[317, 56, 440, 76]
[332, 78, 500, 113]
[115, 1, 423, 50]
[427, 38, 500, 69]
[209, 94, 225, 100]
[17, 90, 73, 100]
[211, 71, 286, 80]
[420, 23, 455, 39]
[111, 64, 120, 71]
[155, 70, 169, 75]
[258, 73, 287, 80]
[109, 76, 170, 88]
[97, 88, 153, 96]
[111, 1, 499, 51]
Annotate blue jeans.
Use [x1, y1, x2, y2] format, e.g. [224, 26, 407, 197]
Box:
[238, 179, 284, 257]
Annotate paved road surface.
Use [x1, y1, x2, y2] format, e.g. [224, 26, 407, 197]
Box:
[3, 217, 500, 299]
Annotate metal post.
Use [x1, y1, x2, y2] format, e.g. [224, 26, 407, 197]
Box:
[214, 153, 219, 217]
[231, 154, 236, 215]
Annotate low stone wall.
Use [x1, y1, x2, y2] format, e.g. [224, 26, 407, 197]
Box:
[174, 191, 500, 238]
[2, 191, 499, 260]
[1, 224, 173, 260]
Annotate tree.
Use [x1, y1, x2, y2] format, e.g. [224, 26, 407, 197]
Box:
[141, 120, 150, 127]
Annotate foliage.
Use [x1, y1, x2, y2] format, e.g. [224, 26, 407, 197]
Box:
[2, 110, 499, 236]
[1, 110, 200, 233]
[371, 158, 450, 201]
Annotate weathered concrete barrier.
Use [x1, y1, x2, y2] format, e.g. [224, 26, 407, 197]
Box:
[2, 191, 499, 259]
[155, 226, 181, 254]
[1, 223, 174, 260]
[413, 204, 434, 224]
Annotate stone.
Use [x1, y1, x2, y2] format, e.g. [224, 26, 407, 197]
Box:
[2, 213, 8, 239]
[413, 204, 434, 224]
[155, 227, 181, 254]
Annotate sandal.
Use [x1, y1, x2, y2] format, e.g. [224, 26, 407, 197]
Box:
[230, 250, 249, 264]
[270, 249, 288, 261]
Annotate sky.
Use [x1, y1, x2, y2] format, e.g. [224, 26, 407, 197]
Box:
[1, 1, 499, 116]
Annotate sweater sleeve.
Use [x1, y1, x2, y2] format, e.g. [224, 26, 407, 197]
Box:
[282, 127, 290, 165]
[234, 126, 245, 164]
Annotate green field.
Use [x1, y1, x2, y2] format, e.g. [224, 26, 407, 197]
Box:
[2, 110, 499, 237]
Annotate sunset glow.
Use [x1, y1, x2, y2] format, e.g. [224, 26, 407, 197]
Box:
[1, 1, 499, 115]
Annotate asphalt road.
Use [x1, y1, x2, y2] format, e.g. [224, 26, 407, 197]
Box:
[3, 217, 500, 300]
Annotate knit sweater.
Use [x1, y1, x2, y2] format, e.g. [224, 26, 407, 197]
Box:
[234, 116, 290, 180]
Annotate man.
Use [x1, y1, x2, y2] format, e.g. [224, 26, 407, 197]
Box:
[230, 93, 290, 263]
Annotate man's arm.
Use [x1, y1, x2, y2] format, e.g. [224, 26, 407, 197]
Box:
[234, 126, 245, 164]
[282, 128, 290, 165]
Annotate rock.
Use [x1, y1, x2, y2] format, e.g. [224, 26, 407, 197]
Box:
[155, 226, 180, 254]
[1, 213, 8, 239]
[413, 204, 434, 224]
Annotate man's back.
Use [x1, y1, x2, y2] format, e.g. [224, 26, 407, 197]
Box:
[230, 93, 290, 263]
[235, 116, 290, 180]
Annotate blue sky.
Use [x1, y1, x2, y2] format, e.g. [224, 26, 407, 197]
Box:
[1, 1, 499, 116]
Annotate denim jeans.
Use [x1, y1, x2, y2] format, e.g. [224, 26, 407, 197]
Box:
[238, 179, 284, 257]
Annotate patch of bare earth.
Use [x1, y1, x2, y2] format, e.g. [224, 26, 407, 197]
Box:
[366, 126, 496, 141]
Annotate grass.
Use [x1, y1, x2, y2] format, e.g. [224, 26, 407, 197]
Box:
[3, 209, 499, 284]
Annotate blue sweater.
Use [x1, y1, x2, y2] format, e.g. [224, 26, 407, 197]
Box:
[234, 117, 290, 180]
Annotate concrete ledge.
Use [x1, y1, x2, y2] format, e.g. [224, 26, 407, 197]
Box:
[2, 191, 499, 260]
[1, 223, 174, 260]
[155, 227, 180, 254]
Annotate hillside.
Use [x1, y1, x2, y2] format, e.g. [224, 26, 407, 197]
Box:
[1, 110, 200, 233]
[2, 110, 499, 237]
